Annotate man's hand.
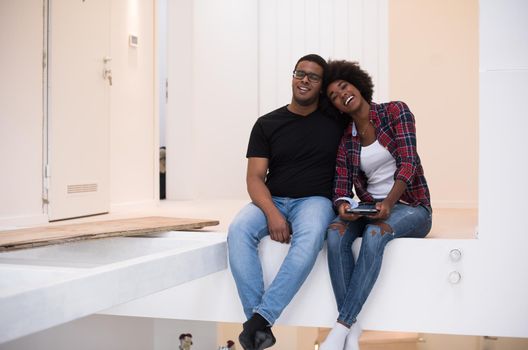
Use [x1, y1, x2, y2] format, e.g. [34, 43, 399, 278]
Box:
[267, 211, 291, 243]
[246, 157, 291, 243]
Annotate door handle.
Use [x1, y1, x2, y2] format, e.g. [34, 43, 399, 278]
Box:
[103, 56, 112, 86]
[103, 68, 112, 86]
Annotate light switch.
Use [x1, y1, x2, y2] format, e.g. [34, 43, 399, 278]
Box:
[129, 35, 138, 47]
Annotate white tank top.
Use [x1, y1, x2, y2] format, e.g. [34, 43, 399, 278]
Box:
[360, 140, 397, 199]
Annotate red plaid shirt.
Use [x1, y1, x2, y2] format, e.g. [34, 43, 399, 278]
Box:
[333, 101, 431, 208]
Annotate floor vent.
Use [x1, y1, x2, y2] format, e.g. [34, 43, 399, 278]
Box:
[67, 183, 98, 194]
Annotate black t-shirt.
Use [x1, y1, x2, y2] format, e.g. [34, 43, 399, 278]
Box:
[246, 106, 344, 199]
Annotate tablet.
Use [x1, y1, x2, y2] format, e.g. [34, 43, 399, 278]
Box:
[345, 208, 379, 215]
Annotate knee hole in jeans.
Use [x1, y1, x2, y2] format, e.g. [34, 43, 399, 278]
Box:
[329, 222, 347, 236]
[368, 222, 393, 236]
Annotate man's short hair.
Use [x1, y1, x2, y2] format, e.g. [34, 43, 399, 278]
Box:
[294, 54, 328, 76]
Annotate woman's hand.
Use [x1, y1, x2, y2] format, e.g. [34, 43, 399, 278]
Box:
[370, 179, 406, 220]
[338, 202, 362, 221]
[267, 211, 291, 243]
[370, 200, 393, 220]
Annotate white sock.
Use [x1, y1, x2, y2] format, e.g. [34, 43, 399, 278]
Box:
[344, 322, 362, 350]
[319, 322, 350, 350]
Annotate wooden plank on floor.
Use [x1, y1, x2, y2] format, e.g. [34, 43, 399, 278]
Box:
[0, 217, 219, 252]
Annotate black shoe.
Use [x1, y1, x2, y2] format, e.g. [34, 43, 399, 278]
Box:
[238, 328, 255, 350]
[254, 327, 276, 350]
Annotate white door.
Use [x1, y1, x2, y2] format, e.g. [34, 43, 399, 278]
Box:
[46, 0, 111, 221]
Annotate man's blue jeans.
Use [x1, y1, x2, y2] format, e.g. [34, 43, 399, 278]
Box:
[327, 203, 432, 325]
[228, 196, 335, 325]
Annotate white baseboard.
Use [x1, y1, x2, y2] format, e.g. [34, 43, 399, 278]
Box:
[0, 213, 48, 230]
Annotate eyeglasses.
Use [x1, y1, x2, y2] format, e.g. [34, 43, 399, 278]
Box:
[292, 70, 322, 83]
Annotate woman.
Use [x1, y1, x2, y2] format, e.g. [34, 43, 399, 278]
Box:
[319, 60, 432, 350]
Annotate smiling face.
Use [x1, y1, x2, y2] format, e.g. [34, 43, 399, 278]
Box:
[291, 60, 324, 108]
[326, 79, 366, 114]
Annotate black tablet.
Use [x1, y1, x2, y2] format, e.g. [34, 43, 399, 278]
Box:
[345, 208, 379, 215]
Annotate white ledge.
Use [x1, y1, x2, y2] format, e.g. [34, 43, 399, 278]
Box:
[4, 228, 517, 339]
[103, 233, 485, 336]
[0, 231, 226, 344]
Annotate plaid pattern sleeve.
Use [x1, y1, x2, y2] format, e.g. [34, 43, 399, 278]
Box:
[332, 125, 354, 205]
[387, 101, 418, 186]
[382, 101, 431, 207]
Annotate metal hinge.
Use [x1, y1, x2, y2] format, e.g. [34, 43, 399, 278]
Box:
[43, 51, 47, 69]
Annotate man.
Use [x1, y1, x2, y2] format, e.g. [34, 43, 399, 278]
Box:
[228, 54, 344, 350]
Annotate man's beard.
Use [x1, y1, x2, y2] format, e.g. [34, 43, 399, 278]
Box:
[293, 94, 319, 107]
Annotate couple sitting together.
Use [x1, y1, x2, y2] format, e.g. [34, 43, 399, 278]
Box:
[227, 54, 432, 350]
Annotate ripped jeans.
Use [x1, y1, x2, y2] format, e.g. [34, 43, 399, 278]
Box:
[326, 203, 432, 326]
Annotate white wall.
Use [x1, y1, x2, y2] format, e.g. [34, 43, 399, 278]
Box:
[158, 0, 168, 148]
[109, 0, 156, 206]
[0, 0, 157, 226]
[166, 0, 195, 199]
[192, 0, 259, 199]
[167, 0, 259, 200]
[258, 0, 388, 115]
[0, 1, 46, 227]
[477, 0, 528, 336]
[166, 0, 387, 200]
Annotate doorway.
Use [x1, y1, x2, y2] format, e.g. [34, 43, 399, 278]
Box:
[45, 0, 111, 221]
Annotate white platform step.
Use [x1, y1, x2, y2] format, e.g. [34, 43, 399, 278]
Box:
[102, 233, 482, 335]
[0, 231, 226, 344]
